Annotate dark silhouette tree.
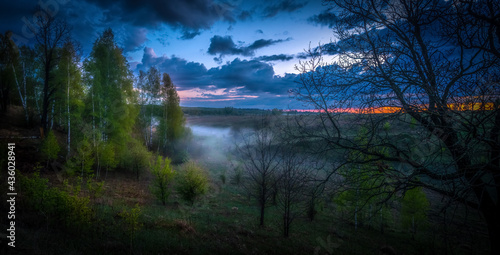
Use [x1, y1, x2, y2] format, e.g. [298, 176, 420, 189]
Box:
[293, 0, 499, 253]
[236, 118, 281, 226]
[30, 11, 69, 136]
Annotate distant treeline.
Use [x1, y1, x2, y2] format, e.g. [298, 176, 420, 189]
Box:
[181, 106, 294, 116]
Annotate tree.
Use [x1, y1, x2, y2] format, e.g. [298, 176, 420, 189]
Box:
[83, 28, 138, 174]
[30, 11, 69, 136]
[150, 155, 175, 205]
[0, 32, 18, 115]
[100, 142, 117, 179]
[236, 118, 281, 226]
[54, 40, 83, 157]
[276, 143, 310, 237]
[176, 161, 208, 205]
[40, 130, 60, 167]
[138, 66, 161, 150]
[401, 187, 430, 239]
[158, 73, 185, 155]
[293, 0, 499, 253]
[450, 0, 500, 59]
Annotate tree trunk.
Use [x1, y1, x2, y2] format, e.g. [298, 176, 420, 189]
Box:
[259, 197, 265, 226]
[479, 198, 500, 255]
[67, 61, 70, 157]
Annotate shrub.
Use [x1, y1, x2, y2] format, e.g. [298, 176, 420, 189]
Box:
[401, 187, 430, 238]
[120, 138, 151, 180]
[119, 204, 143, 251]
[150, 155, 175, 205]
[19, 171, 93, 230]
[65, 137, 94, 176]
[176, 161, 208, 205]
[40, 130, 60, 166]
[231, 164, 243, 185]
[100, 142, 117, 179]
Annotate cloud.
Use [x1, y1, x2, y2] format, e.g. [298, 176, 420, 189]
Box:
[254, 54, 294, 62]
[179, 29, 201, 40]
[237, 10, 252, 21]
[308, 9, 338, 28]
[207, 35, 291, 58]
[121, 27, 148, 52]
[137, 47, 209, 90]
[83, 0, 237, 32]
[263, 0, 307, 18]
[207, 58, 296, 94]
[137, 48, 298, 97]
[207, 35, 241, 56]
[256, 29, 264, 34]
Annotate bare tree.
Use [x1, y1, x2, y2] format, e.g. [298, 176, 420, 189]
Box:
[30, 9, 69, 136]
[451, 0, 500, 59]
[236, 117, 281, 226]
[293, 0, 499, 253]
[276, 142, 311, 237]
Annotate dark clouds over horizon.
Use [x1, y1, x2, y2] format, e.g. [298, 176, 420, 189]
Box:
[0, 0, 334, 108]
[137, 47, 297, 94]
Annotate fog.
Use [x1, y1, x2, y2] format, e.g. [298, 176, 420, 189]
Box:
[187, 124, 250, 166]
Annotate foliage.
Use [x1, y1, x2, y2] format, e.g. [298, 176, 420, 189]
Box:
[100, 142, 117, 178]
[120, 138, 152, 179]
[176, 161, 209, 205]
[119, 203, 143, 251]
[401, 187, 430, 237]
[65, 136, 94, 176]
[157, 73, 186, 156]
[40, 130, 60, 165]
[150, 155, 175, 205]
[83, 28, 138, 166]
[19, 170, 94, 230]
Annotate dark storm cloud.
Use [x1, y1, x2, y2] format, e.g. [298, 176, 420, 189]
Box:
[121, 27, 148, 52]
[254, 54, 294, 61]
[179, 29, 201, 40]
[207, 35, 291, 57]
[207, 58, 295, 94]
[237, 10, 252, 21]
[84, 0, 236, 31]
[308, 8, 339, 28]
[207, 35, 241, 55]
[262, 0, 307, 18]
[137, 48, 297, 95]
[137, 47, 209, 90]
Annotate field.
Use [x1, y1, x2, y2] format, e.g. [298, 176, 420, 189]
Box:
[0, 110, 490, 254]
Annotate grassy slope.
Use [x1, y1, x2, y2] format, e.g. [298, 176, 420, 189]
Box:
[0, 106, 490, 254]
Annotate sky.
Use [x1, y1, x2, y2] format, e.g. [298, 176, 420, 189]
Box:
[0, 0, 337, 109]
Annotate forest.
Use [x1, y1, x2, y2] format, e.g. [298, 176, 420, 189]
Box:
[1, 0, 499, 254]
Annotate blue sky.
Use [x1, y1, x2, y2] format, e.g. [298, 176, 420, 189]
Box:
[1, 0, 336, 109]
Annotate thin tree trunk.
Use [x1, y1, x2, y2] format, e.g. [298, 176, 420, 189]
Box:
[11, 64, 29, 124]
[67, 60, 70, 157]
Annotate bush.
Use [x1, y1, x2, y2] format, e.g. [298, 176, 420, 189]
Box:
[119, 203, 143, 251]
[65, 137, 94, 176]
[150, 155, 175, 205]
[40, 130, 60, 166]
[231, 164, 243, 185]
[176, 161, 208, 205]
[120, 138, 151, 180]
[19, 171, 93, 230]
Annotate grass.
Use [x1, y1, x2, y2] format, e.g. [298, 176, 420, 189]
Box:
[6, 156, 490, 255]
[1, 110, 490, 255]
